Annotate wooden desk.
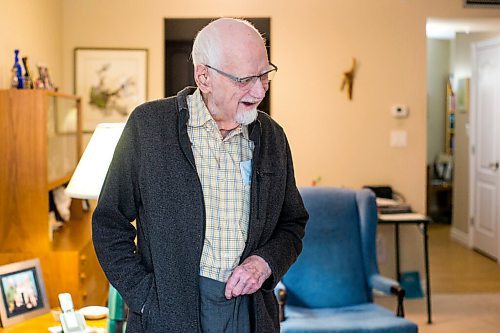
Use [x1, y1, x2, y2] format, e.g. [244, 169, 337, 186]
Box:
[0, 312, 106, 333]
[379, 213, 432, 324]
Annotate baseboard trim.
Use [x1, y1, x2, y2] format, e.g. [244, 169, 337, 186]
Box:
[450, 227, 470, 247]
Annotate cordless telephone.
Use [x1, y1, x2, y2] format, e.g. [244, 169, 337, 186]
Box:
[58, 293, 87, 333]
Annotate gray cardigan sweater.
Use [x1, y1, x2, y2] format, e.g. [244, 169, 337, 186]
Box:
[92, 87, 308, 332]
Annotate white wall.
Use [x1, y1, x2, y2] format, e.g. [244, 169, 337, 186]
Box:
[427, 39, 451, 164]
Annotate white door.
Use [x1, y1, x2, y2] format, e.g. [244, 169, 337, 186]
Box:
[471, 37, 500, 260]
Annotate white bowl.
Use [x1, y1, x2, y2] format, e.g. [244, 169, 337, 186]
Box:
[79, 306, 109, 320]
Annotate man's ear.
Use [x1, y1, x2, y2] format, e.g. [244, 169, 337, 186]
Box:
[194, 64, 210, 93]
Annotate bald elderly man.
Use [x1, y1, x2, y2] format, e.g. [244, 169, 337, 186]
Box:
[93, 18, 308, 333]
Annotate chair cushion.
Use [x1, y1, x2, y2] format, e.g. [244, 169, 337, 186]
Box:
[283, 187, 370, 308]
[281, 303, 418, 333]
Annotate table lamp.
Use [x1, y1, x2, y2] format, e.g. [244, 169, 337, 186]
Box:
[64, 122, 127, 333]
[65, 123, 125, 199]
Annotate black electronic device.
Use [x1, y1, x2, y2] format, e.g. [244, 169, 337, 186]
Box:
[364, 185, 411, 214]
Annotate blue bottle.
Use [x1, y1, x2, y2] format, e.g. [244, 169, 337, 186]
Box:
[12, 49, 24, 89]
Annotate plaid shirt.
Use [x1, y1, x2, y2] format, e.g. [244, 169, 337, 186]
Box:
[187, 89, 254, 282]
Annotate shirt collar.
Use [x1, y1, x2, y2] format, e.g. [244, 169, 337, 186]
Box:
[187, 89, 213, 128]
[187, 88, 250, 140]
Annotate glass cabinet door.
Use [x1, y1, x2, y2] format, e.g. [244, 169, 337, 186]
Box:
[47, 93, 81, 189]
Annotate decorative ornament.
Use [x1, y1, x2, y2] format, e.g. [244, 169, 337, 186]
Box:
[340, 57, 357, 100]
[311, 176, 322, 187]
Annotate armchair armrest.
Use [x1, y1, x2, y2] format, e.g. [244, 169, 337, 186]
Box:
[274, 281, 287, 322]
[370, 275, 406, 318]
[370, 274, 398, 294]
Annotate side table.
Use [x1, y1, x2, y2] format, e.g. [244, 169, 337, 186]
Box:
[379, 213, 432, 324]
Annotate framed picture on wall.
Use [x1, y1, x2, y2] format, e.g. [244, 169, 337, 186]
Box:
[456, 77, 470, 113]
[74, 48, 148, 133]
[0, 259, 50, 327]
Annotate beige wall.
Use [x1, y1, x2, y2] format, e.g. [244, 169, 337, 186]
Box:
[58, 0, 500, 278]
[59, 0, 500, 213]
[3, 0, 500, 279]
[0, 0, 63, 90]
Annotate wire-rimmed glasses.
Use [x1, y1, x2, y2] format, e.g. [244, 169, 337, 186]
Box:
[205, 63, 278, 89]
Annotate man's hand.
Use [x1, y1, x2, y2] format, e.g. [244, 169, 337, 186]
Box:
[224, 255, 272, 299]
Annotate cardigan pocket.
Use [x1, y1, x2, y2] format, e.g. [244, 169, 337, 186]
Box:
[140, 279, 158, 331]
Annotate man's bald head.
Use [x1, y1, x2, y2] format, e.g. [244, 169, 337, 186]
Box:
[192, 18, 267, 68]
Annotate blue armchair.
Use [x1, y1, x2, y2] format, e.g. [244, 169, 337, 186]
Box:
[279, 187, 418, 333]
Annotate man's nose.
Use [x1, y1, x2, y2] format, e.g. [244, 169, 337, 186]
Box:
[249, 78, 267, 99]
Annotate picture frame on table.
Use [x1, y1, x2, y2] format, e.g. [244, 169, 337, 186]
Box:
[0, 258, 50, 327]
[74, 47, 148, 133]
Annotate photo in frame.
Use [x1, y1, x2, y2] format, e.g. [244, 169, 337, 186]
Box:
[74, 48, 148, 133]
[0, 259, 50, 327]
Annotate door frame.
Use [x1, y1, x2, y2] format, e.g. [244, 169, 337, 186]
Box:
[469, 36, 500, 262]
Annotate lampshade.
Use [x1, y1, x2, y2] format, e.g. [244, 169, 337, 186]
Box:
[65, 123, 125, 199]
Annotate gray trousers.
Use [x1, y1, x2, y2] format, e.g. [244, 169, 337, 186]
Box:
[199, 276, 250, 333]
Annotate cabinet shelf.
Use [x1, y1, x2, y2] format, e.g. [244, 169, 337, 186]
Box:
[51, 202, 94, 251]
[47, 172, 74, 191]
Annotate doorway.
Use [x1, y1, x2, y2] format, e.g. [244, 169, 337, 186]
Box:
[164, 18, 272, 114]
[426, 18, 500, 257]
[470, 36, 500, 260]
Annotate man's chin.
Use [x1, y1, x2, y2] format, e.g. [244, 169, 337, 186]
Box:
[235, 108, 258, 125]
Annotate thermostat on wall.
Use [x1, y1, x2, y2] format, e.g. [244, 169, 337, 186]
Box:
[391, 104, 409, 118]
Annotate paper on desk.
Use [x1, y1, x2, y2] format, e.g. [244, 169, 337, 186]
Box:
[379, 213, 428, 221]
[376, 198, 399, 207]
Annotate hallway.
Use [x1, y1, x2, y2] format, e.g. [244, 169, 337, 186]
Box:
[429, 224, 500, 293]
[377, 223, 500, 332]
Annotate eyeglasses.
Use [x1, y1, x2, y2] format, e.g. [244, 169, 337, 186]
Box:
[205, 63, 278, 88]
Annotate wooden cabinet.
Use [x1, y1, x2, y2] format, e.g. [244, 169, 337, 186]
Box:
[0, 90, 108, 308]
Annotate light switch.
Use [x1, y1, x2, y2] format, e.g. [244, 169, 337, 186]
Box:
[390, 130, 407, 147]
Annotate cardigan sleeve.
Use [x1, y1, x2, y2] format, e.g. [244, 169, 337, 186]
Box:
[92, 110, 153, 314]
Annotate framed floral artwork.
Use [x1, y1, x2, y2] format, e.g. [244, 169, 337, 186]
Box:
[74, 48, 148, 133]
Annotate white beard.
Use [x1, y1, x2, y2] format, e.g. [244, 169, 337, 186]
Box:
[235, 108, 258, 125]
